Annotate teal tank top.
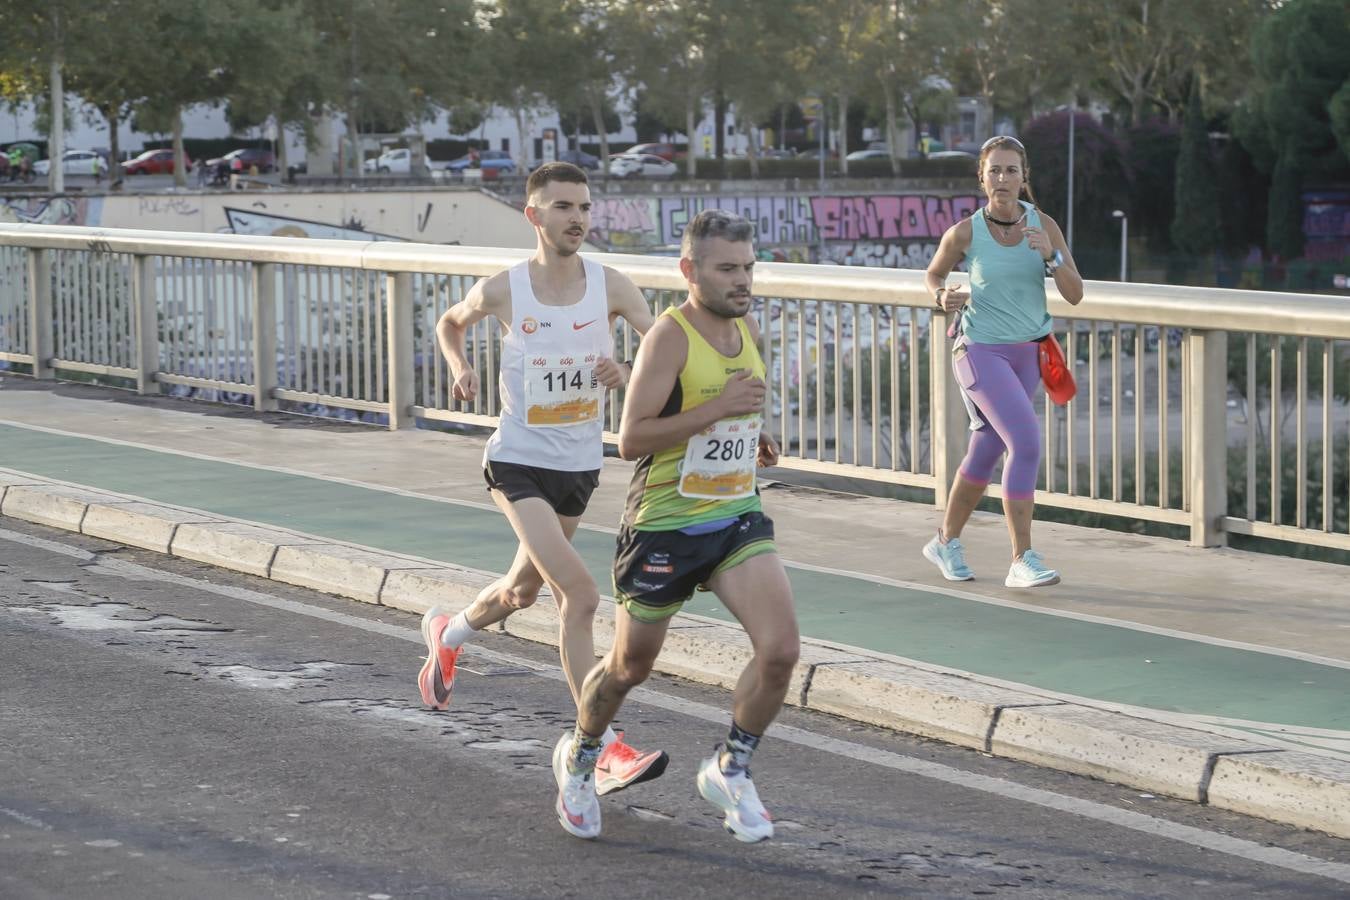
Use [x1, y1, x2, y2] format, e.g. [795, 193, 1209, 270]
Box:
[963, 200, 1053, 344]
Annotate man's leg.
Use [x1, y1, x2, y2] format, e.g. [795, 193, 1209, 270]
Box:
[697, 550, 799, 843]
[554, 604, 672, 839]
[705, 552, 800, 737]
[489, 493, 599, 702]
[418, 496, 573, 711]
[576, 604, 672, 738]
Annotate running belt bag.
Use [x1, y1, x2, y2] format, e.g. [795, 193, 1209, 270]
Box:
[1036, 332, 1076, 405]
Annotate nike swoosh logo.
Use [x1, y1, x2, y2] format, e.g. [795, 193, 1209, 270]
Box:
[563, 806, 585, 826]
[572, 320, 597, 330]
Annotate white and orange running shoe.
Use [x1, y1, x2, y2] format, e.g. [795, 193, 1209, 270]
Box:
[594, 732, 669, 796]
[417, 606, 461, 710]
[553, 732, 601, 839]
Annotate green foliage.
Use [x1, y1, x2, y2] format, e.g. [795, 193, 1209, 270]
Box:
[1021, 111, 1133, 276]
[1124, 118, 1180, 253]
[1266, 148, 1306, 260]
[1170, 80, 1219, 257]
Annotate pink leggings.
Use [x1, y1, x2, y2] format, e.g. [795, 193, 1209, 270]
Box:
[953, 340, 1042, 501]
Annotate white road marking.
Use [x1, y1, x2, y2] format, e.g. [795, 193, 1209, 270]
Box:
[3, 525, 1348, 886]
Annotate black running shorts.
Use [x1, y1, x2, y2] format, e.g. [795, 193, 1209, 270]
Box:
[612, 511, 776, 623]
[483, 461, 600, 517]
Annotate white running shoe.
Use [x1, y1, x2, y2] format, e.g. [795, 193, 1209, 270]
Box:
[923, 533, 975, 581]
[1005, 549, 1061, 587]
[696, 750, 774, 843]
[553, 732, 601, 839]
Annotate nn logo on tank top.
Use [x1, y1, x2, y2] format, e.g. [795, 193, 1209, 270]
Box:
[520, 316, 553, 334]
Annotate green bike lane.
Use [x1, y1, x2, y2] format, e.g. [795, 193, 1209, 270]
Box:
[3, 422, 1348, 740]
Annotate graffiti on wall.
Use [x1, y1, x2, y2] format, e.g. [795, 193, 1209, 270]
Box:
[0, 196, 98, 227]
[585, 191, 982, 269]
[224, 208, 406, 242]
[588, 197, 658, 248]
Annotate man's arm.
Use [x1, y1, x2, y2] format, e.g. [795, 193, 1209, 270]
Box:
[594, 269, 657, 390]
[435, 273, 505, 401]
[617, 317, 767, 460]
[743, 313, 780, 467]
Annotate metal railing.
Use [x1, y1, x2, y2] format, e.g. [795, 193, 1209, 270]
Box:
[2, 222, 1348, 553]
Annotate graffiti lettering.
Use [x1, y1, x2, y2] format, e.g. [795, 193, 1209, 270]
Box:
[810, 195, 981, 241]
[137, 196, 200, 216]
[823, 241, 939, 269]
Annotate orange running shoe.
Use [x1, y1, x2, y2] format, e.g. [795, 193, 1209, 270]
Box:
[418, 606, 461, 710]
[594, 733, 669, 796]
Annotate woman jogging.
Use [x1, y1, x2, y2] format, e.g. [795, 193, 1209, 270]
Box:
[923, 135, 1084, 588]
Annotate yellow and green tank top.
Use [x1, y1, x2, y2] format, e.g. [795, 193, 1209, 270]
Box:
[623, 307, 766, 531]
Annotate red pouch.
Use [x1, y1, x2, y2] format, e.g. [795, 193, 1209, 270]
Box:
[1037, 332, 1076, 405]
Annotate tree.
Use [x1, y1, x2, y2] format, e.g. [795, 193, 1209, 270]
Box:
[614, 1, 710, 178]
[1236, 0, 1350, 259]
[1022, 111, 1133, 277]
[1170, 79, 1219, 258]
[0, 1, 84, 192]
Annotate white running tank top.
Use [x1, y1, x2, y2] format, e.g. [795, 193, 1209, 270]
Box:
[483, 257, 612, 471]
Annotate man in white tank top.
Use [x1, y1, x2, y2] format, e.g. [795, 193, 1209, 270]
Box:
[418, 162, 666, 796]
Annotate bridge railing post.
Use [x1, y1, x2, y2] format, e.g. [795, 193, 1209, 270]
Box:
[929, 312, 966, 510]
[1186, 328, 1228, 547]
[25, 248, 54, 379]
[386, 271, 415, 430]
[131, 254, 159, 395]
[252, 262, 278, 413]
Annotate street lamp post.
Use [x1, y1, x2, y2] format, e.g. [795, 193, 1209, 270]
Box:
[1112, 210, 1128, 282]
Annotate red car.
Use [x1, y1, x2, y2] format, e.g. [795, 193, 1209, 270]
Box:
[122, 148, 193, 175]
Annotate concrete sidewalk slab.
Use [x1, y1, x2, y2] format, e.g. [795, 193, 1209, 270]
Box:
[1207, 751, 1350, 837]
[170, 521, 320, 578]
[82, 501, 220, 554]
[1, 483, 131, 531]
[805, 660, 1065, 751]
[269, 543, 434, 604]
[990, 704, 1278, 801]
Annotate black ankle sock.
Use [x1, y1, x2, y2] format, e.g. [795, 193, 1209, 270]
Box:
[719, 721, 761, 775]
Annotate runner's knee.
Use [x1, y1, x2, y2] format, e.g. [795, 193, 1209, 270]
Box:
[756, 635, 800, 686]
[608, 646, 656, 688]
[553, 581, 600, 621]
[502, 586, 538, 610]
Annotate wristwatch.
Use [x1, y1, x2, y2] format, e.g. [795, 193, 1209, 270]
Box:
[1044, 249, 1064, 275]
[934, 287, 948, 308]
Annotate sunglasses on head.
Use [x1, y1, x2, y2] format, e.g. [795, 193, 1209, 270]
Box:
[981, 135, 1025, 152]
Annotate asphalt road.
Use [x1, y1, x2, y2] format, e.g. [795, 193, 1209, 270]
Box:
[1, 517, 1346, 899]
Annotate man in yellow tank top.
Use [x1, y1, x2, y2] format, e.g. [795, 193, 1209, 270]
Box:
[550, 210, 801, 843]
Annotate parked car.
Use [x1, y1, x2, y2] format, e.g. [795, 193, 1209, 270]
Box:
[608, 153, 677, 179]
[927, 150, 976, 161]
[625, 142, 678, 161]
[206, 148, 276, 174]
[122, 148, 192, 175]
[444, 149, 517, 174]
[33, 149, 109, 177]
[759, 148, 797, 160]
[363, 148, 412, 174]
[845, 148, 891, 161]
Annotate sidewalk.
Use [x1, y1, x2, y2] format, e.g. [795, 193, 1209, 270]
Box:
[2, 379, 1348, 837]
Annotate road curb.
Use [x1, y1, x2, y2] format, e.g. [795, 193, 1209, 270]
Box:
[1, 468, 1346, 840]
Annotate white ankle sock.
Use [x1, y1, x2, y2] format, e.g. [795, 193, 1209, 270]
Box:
[440, 610, 477, 649]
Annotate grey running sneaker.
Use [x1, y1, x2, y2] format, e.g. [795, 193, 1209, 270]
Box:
[696, 750, 773, 843]
[1005, 549, 1060, 587]
[553, 732, 601, 839]
[923, 533, 975, 581]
